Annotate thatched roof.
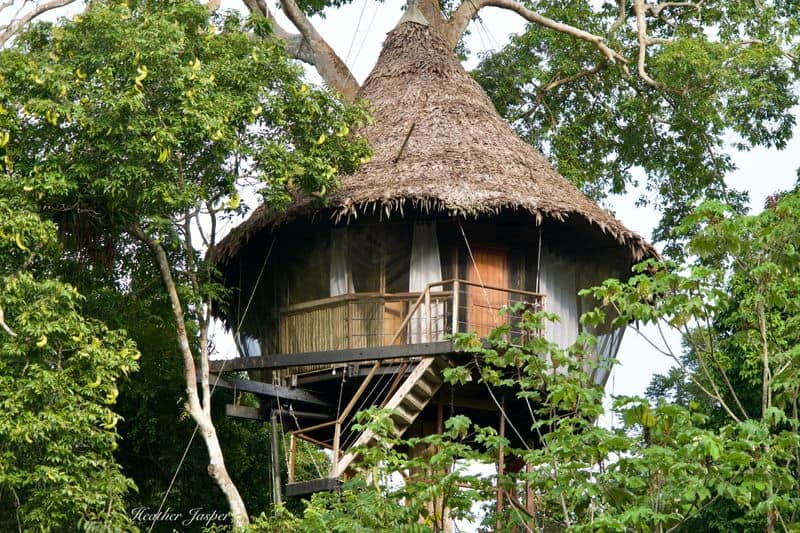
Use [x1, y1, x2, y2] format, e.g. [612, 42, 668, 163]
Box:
[215, 18, 657, 262]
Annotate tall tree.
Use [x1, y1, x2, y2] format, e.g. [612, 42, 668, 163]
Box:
[0, 0, 369, 525]
[3, 0, 798, 243]
[577, 190, 800, 530]
[0, 181, 140, 530]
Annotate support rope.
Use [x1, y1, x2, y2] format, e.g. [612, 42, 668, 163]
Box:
[344, 0, 368, 65]
[148, 360, 228, 532]
[235, 237, 275, 334]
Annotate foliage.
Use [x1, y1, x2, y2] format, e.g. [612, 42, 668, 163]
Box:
[251, 408, 494, 532]
[640, 191, 800, 529]
[473, 0, 799, 247]
[256, 192, 800, 531]
[112, 303, 273, 530]
[0, 0, 369, 236]
[3, 0, 798, 527]
[0, 0, 370, 526]
[0, 186, 140, 530]
[581, 190, 800, 530]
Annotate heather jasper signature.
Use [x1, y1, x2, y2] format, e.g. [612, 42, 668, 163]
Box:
[130, 507, 232, 527]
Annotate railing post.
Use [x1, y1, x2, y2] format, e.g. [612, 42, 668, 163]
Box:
[424, 288, 432, 342]
[452, 280, 460, 335]
[288, 433, 296, 484]
[346, 300, 352, 349]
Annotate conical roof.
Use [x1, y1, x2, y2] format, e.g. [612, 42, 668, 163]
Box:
[215, 20, 657, 262]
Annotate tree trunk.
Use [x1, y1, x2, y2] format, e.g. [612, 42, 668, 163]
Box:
[131, 225, 250, 528]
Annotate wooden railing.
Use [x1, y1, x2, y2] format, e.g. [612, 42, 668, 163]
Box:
[286, 279, 545, 483]
[279, 279, 545, 354]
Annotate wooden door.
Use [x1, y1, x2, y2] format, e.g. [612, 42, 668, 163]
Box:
[383, 301, 405, 345]
[467, 247, 508, 337]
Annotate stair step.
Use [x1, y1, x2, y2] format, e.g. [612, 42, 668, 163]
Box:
[414, 377, 437, 397]
[423, 365, 443, 382]
[390, 408, 414, 428]
[400, 392, 425, 413]
[406, 387, 429, 407]
[285, 478, 341, 497]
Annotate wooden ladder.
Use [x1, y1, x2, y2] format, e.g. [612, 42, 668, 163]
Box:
[330, 355, 448, 479]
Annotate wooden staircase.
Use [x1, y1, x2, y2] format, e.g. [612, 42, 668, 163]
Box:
[330, 355, 448, 478]
[286, 355, 447, 496]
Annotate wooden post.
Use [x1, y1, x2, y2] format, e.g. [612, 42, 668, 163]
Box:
[270, 409, 283, 506]
[346, 301, 352, 349]
[379, 241, 387, 344]
[434, 401, 455, 533]
[288, 434, 297, 484]
[496, 396, 506, 532]
[425, 288, 432, 342]
[452, 280, 460, 334]
[332, 421, 341, 475]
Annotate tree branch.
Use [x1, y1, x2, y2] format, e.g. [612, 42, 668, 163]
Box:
[0, 306, 17, 337]
[241, 0, 359, 101]
[633, 0, 688, 94]
[445, 0, 628, 66]
[541, 60, 608, 93]
[648, 1, 703, 18]
[738, 38, 798, 65]
[676, 321, 742, 423]
[621, 317, 741, 423]
[280, 0, 360, 99]
[758, 299, 772, 414]
[0, 0, 79, 48]
[700, 307, 750, 420]
[633, 0, 665, 90]
[608, 0, 628, 37]
[520, 60, 609, 120]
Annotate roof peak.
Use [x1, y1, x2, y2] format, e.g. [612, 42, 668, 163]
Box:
[396, 1, 430, 28]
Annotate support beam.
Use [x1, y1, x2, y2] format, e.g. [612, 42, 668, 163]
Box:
[200, 372, 329, 407]
[288, 434, 297, 484]
[208, 340, 455, 372]
[496, 394, 506, 531]
[285, 478, 341, 497]
[526, 462, 535, 531]
[296, 362, 408, 386]
[225, 404, 332, 422]
[226, 404, 263, 420]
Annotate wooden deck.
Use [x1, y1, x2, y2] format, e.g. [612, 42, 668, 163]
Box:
[208, 340, 456, 373]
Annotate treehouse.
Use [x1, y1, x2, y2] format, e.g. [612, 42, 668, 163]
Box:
[210, 12, 656, 497]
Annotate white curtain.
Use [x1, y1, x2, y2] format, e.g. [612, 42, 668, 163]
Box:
[539, 248, 579, 349]
[591, 328, 625, 385]
[236, 333, 262, 358]
[330, 228, 350, 296]
[409, 223, 444, 342]
[539, 249, 625, 383]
